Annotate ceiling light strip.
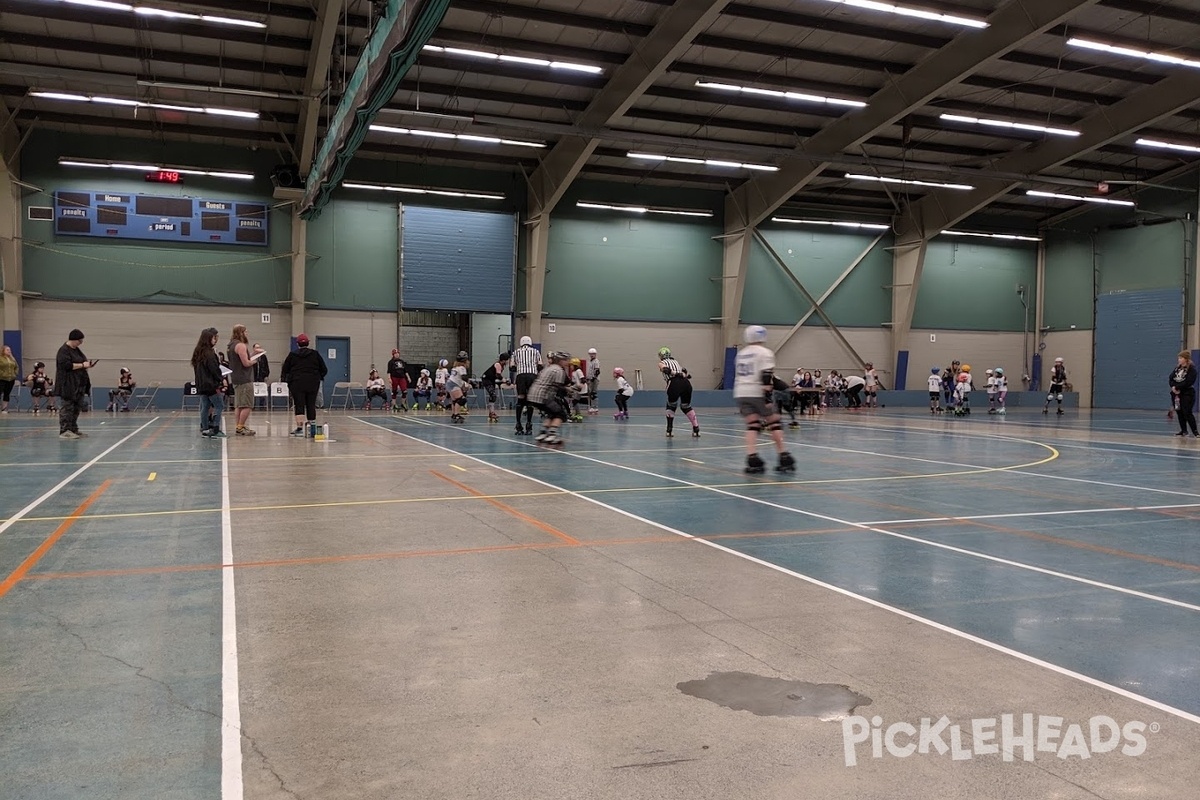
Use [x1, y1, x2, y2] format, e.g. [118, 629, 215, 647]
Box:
[1136, 138, 1200, 155]
[628, 151, 778, 172]
[31, 90, 258, 118]
[772, 217, 890, 230]
[1068, 37, 1200, 70]
[576, 201, 713, 218]
[422, 45, 602, 74]
[57, 156, 254, 180]
[342, 181, 504, 200]
[845, 173, 974, 191]
[1025, 190, 1135, 207]
[941, 230, 1042, 242]
[56, 0, 266, 29]
[369, 124, 545, 148]
[820, 0, 988, 29]
[939, 113, 1079, 138]
[694, 80, 866, 109]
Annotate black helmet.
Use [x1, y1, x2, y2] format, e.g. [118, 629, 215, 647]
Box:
[457, 350, 468, 360]
[35, 361, 45, 369]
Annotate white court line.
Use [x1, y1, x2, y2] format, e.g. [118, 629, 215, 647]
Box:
[0, 418, 159, 534]
[863, 503, 1200, 526]
[354, 416, 1200, 727]
[221, 437, 244, 800]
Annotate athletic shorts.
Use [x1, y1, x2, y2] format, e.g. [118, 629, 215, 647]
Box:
[515, 373, 536, 398]
[737, 396, 772, 418]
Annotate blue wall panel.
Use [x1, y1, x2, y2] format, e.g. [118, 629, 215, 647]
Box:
[400, 206, 514, 312]
[1094, 289, 1183, 409]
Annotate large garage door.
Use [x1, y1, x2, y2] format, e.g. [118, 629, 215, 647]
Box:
[400, 206, 515, 312]
[1094, 288, 1183, 408]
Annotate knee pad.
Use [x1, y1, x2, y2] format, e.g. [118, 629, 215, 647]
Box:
[1047, 393, 1055, 401]
[681, 403, 693, 414]
[665, 402, 677, 416]
[747, 419, 763, 432]
[766, 419, 782, 432]
[1056, 393, 1064, 401]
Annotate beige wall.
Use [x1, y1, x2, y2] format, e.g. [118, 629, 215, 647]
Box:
[539, 320, 721, 388]
[905, 330, 1029, 392]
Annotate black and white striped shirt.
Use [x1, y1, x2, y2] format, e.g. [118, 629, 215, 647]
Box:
[512, 345, 544, 376]
[660, 357, 684, 381]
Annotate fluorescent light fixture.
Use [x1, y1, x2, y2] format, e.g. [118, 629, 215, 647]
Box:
[369, 124, 544, 148]
[940, 113, 1079, 138]
[57, 156, 254, 180]
[820, 0, 988, 28]
[576, 201, 713, 218]
[31, 90, 259, 118]
[342, 181, 504, 201]
[628, 151, 779, 172]
[1025, 190, 1134, 207]
[941, 230, 1041, 242]
[694, 80, 866, 109]
[845, 173, 974, 191]
[137, 80, 302, 101]
[1136, 138, 1200, 155]
[422, 45, 602, 74]
[55, 0, 266, 28]
[772, 217, 890, 230]
[1068, 37, 1200, 70]
[385, 107, 474, 123]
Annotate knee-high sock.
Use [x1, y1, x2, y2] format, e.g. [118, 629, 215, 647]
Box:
[685, 409, 698, 426]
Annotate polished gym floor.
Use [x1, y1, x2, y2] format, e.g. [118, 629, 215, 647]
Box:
[2, 404, 1198, 799]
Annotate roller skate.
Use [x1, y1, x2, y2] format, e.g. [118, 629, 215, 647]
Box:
[1057, 407, 1064, 415]
[789, 420, 800, 428]
[665, 430, 674, 438]
[692, 426, 700, 438]
[997, 407, 1006, 415]
[451, 414, 466, 424]
[515, 424, 525, 435]
[775, 451, 796, 473]
[541, 432, 563, 447]
[488, 412, 499, 423]
[1042, 407, 1049, 414]
[745, 453, 766, 474]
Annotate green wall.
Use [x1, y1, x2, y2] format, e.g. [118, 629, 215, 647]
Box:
[305, 197, 398, 311]
[912, 239, 1037, 331]
[1043, 232, 1094, 330]
[20, 133, 291, 306]
[540, 182, 723, 322]
[743, 226, 891, 327]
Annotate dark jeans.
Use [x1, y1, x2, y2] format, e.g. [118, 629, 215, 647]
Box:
[292, 387, 318, 421]
[1178, 389, 1198, 435]
[199, 393, 222, 433]
[59, 396, 82, 433]
[846, 385, 863, 408]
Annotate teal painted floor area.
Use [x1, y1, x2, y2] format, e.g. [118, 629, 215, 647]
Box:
[366, 408, 1200, 718]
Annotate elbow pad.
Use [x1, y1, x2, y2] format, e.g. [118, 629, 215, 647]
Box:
[761, 370, 775, 387]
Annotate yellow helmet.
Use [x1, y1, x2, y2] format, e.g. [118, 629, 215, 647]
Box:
[570, 358, 581, 367]
[962, 364, 971, 373]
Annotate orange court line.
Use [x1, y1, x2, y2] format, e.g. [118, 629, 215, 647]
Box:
[429, 469, 580, 545]
[0, 479, 113, 599]
[138, 418, 174, 450]
[23, 525, 860, 582]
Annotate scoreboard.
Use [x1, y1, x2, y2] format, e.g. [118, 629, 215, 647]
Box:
[53, 190, 269, 247]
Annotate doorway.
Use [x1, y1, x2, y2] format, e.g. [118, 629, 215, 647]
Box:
[316, 335, 351, 407]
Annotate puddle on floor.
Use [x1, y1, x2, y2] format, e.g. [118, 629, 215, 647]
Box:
[677, 671, 872, 721]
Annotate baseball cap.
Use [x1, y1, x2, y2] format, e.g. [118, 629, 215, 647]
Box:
[296, 333, 310, 346]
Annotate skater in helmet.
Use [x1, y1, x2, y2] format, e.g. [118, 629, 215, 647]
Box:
[928, 367, 942, 414]
[658, 346, 699, 437]
[481, 352, 510, 423]
[434, 359, 450, 411]
[586, 347, 601, 415]
[526, 351, 583, 446]
[993, 367, 1008, 415]
[414, 369, 433, 410]
[612, 367, 633, 419]
[1044, 357, 1067, 415]
[733, 325, 794, 474]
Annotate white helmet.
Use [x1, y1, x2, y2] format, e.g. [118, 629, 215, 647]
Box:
[986, 369, 993, 375]
[1055, 357, 1064, 363]
[439, 359, 448, 367]
[519, 336, 533, 347]
[744, 325, 767, 344]
[588, 348, 597, 355]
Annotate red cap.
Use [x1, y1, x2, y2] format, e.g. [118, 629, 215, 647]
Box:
[296, 333, 310, 346]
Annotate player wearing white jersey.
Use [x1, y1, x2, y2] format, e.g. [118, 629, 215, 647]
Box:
[927, 368, 943, 414]
[734, 326, 794, 474]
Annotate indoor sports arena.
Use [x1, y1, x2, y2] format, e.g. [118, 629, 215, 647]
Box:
[2, 1, 1199, 798]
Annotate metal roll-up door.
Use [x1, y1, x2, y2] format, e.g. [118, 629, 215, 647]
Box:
[400, 206, 515, 312]
[1093, 288, 1183, 408]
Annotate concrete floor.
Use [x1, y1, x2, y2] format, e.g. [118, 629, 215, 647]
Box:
[2, 406, 1199, 799]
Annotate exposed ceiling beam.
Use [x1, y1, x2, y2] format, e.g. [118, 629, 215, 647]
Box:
[724, 0, 1103, 231]
[524, 0, 732, 217]
[896, 70, 1200, 238]
[297, 0, 343, 173]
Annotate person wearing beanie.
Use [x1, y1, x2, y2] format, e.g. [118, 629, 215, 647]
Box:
[56, 329, 94, 439]
[281, 333, 327, 436]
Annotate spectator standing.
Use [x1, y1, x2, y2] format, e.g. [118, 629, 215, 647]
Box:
[227, 324, 256, 435]
[55, 328, 94, 439]
[252, 343, 270, 409]
[281, 333, 328, 436]
[1170, 351, 1198, 438]
[0, 345, 16, 413]
[191, 327, 225, 438]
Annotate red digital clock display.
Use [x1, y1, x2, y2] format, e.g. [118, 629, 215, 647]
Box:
[145, 170, 183, 184]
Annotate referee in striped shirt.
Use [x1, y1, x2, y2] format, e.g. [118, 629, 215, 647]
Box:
[511, 335, 544, 435]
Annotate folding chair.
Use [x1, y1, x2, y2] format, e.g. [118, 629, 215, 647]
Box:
[347, 382, 367, 409]
[130, 381, 161, 411]
[252, 382, 269, 412]
[182, 382, 200, 411]
[329, 382, 352, 410]
[269, 382, 290, 412]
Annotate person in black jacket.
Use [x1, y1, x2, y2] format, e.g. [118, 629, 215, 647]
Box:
[252, 343, 270, 409]
[281, 333, 328, 436]
[56, 329, 95, 439]
[1170, 350, 1198, 438]
[191, 327, 226, 438]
